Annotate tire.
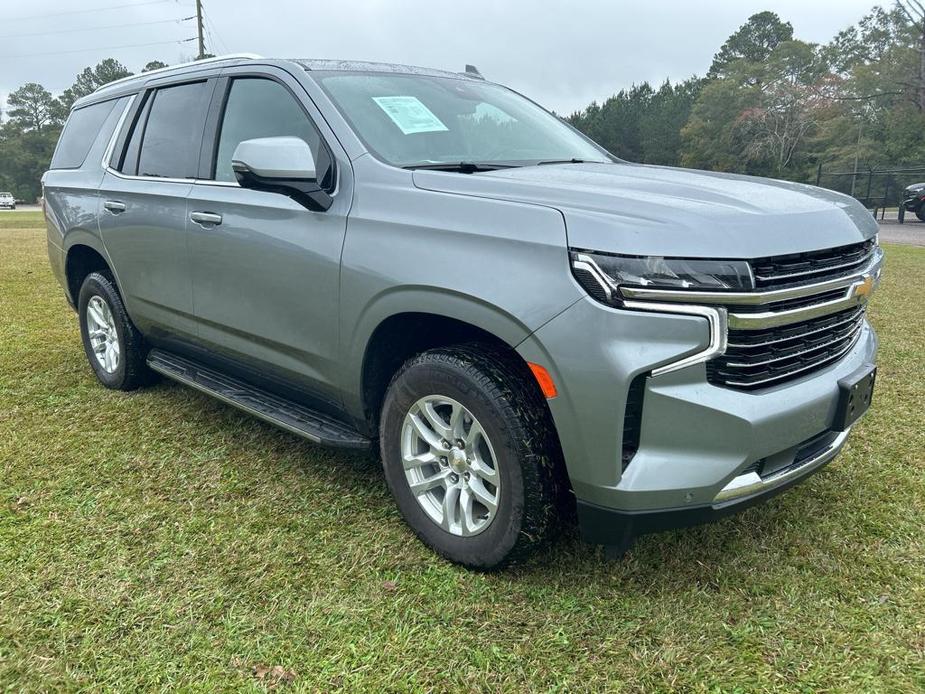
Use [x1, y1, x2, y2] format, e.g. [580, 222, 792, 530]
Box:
[77, 271, 154, 390]
[380, 345, 564, 569]
[916, 207, 925, 222]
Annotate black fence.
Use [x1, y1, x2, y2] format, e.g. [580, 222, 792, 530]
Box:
[815, 165, 925, 223]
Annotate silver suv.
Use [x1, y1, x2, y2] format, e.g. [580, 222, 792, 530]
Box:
[0, 192, 15, 209]
[43, 55, 882, 568]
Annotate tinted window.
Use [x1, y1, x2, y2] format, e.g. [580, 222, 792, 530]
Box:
[135, 81, 210, 178]
[214, 78, 329, 185]
[50, 99, 118, 169]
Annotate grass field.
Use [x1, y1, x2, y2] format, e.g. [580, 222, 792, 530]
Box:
[2, 211, 924, 691]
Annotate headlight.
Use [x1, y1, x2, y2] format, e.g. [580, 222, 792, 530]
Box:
[571, 250, 754, 305]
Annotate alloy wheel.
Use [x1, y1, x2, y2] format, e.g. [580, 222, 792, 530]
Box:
[401, 395, 501, 536]
[85, 295, 120, 373]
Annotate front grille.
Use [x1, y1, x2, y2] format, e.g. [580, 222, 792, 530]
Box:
[707, 307, 866, 390]
[751, 240, 875, 290]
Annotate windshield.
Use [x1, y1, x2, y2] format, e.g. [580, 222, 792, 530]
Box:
[314, 72, 611, 168]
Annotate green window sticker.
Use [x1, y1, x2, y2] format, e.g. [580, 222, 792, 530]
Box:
[372, 96, 449, 135]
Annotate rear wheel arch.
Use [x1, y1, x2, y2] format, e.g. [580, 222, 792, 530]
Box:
[65, 243, 115, 306]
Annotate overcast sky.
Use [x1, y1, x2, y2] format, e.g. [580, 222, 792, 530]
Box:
[0, 0, 889, 116]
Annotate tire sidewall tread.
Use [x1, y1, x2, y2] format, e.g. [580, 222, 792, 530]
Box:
[77, 271, 153, 391]
[380, 344, 563, 569]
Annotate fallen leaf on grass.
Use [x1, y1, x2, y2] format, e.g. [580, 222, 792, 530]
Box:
[253, 664, 296, 687]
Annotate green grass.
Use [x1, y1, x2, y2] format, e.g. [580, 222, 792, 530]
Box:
[2, 213, 924, 691]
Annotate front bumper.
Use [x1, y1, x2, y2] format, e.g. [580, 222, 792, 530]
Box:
[576, 426, 851, 546]
[516, 295, 878, 543]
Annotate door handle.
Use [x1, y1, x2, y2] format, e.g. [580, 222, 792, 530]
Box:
[103, 200, 126, 214]
[190, 211, 223, 228]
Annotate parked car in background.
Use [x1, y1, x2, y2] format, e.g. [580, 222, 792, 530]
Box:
[902, 183, 925, 221]
[42, 55, 882, 569]
[0, 192, 16, 209]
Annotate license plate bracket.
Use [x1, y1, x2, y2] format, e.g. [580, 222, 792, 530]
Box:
[834, 364, 876, 431]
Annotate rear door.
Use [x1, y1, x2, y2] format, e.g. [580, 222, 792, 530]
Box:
[98, 78, 215, 341]
[186, 67, 351, 404]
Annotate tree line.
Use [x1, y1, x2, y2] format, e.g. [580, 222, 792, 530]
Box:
[568, 4, 925, 187]
[1, 3, 923, 202]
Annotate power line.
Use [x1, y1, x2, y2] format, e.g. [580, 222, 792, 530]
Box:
[0, 38, 193, 60]
[204, 13, 230, 54]
[3, 0, 176, 23]
[0, 17, 191, 41]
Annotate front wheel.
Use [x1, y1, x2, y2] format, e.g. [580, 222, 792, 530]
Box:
[380, 345, 563, 569]
[916, 207, 925, 222]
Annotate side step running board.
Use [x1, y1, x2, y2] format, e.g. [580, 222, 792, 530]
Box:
[147, 349, 370, 449]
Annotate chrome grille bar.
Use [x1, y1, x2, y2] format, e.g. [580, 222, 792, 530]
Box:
[718, 329, 864, 389]
[723, 321, 863, 369]
[726, 308, 863, 349]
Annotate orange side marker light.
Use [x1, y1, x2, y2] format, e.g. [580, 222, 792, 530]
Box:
[527, 362, 558, 399]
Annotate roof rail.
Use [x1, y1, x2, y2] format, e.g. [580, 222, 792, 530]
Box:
[94, 53, 264, 93]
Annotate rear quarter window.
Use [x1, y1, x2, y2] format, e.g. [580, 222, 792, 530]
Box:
[50, 99, 119, 169]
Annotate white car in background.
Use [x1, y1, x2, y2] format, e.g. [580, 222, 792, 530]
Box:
[0, 192, 15, 209]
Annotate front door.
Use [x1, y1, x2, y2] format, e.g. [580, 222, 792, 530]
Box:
[187, 71, 350, 405]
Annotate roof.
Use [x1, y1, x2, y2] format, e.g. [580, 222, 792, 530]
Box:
[77, 54, 484, 109]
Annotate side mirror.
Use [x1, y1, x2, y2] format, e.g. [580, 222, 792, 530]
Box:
[231, 136, 332, 211]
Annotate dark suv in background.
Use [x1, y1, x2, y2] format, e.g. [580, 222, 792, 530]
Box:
[902, 182, 925, 221]
[43, 55, 881, 568]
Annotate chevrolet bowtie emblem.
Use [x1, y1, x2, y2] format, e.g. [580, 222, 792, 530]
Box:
[854, 274, 874, 298]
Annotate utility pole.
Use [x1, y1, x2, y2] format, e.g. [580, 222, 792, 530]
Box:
[195, 0, 206, 60]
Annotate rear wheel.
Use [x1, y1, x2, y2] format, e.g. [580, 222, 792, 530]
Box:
[380, 345, 563, 569]
[78, 271, 154, 390]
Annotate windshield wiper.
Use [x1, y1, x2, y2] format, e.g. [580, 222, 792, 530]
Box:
[535, 158, 588, 166]
[402, 161, 518, 173]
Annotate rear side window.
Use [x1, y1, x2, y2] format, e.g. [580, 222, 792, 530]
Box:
[213, 78, 331, 186]
[50, 99, 118, 169]
[122, 81, 210, 178]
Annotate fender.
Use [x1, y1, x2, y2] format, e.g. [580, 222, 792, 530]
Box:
[341, 286, 536, 419]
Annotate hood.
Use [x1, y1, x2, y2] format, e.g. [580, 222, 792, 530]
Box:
[412, 162, 878, 258]
[904, 182, 925, 193]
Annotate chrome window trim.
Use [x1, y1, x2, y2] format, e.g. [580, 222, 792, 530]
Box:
[100, 94, 137, 170]
[103, 166, 194, 185]
[714, 428, 851, 503]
